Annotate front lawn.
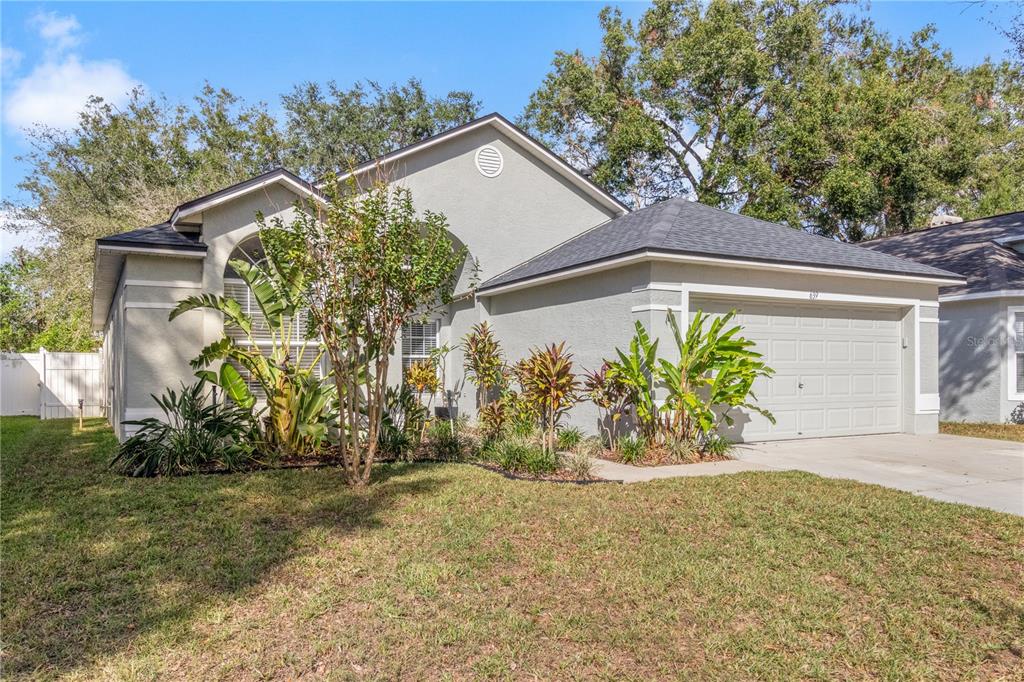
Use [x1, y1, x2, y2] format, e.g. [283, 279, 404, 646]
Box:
[3, 417, 1022, 680]
[940, 421, 1024, 442]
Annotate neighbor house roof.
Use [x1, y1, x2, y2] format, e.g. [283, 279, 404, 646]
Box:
[96, 222, 206, 252]
[479, 197, 963, 292]
[862, 211, 1024, 299]
[334, 112, 629, 217]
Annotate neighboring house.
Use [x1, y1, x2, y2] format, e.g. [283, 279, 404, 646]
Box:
[864, 213, 1024, 423]
[92, 113, 962, 442]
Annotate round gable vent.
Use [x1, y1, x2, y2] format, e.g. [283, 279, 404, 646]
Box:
[475, 145, 503, 177]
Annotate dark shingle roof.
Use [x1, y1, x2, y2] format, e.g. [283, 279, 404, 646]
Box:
[479, 198, 961, 290]
[96, 222, 206, 251]
[862, 212, 1024, 296]
[171, 167, 322, 220]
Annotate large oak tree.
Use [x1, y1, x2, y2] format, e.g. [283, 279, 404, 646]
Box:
[520, 0, 1023, 240]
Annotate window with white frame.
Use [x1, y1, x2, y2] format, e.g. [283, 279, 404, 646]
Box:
[222, 237, 321, 397]
[402, 320, 439, 374]
[1011, 307, 1024, 398]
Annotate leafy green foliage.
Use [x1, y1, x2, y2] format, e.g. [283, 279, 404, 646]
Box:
[607, 311, 772, 452]
[606, 322, 660, 442]
[171, 234, 332, 457]
[522, 0, 1023, 238]
[461, 321, 507, 409]
[616, 435, 647, 465]
[110, 381, 257, 477]
[657, 310, 774, 445]
[477, 398, 508, 441]
[486, 436, 557, 476]
[517, 342, 580, 454]
[582, 362, 630, 446]
[560, 450, 595, 479]
[281, 78, 480, 178]
[274, 183, 466, 484]
[556, 426, 584, 452]
[425, 418, 466, 462]
[379, 384, 429, 460]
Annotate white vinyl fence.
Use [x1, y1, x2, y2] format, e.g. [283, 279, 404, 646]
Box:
[1, 348, 105, 419]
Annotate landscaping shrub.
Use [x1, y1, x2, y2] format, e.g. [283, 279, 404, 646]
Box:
[487, 437, 532, 472]
[379, 384, 428, 460]
[486, 436, 556, 475]
[111, 381, 257, 477]
[462, 321, 507, 408]
[524, 446, 558, 475]
[556, 426, 584, 451]
[605, 311, 773, 457]
[426, 419, 464, 461]
[561, 450, 595, 479]
[703, 434, 734, 458]
[577, 436, 604, 459]
[582, 363, 629, 445]
[171, 236, 333, 458]
[664, 433, 698, 462]
[506, 392, 539, 437]
[477, 398, 507, 441]
[1010, 402, 1024, 425]
[617, 435, 646, 465]
[517, 342, 580, 454]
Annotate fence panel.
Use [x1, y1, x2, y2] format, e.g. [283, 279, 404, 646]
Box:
[40, 351, 105, 419]
[0, 349, 105, 419]
[0, 353, 44, 416]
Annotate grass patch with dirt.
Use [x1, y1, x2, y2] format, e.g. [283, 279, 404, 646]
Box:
[3, 416, 1022, 680]
[940, 421, 1024, 442]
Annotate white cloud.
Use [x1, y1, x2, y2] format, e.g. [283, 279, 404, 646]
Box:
[4, 56, 139, 130]
[29, 11, 81, 53]
[2, 11, 140, 133]
[1, 46, 23, 77]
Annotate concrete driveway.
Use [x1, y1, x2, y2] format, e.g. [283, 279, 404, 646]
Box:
[734, 433, 1024, 515]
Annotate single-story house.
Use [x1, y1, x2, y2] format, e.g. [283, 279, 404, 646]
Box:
[863, 213, 1024, 423]
[93, 113, 963, 441]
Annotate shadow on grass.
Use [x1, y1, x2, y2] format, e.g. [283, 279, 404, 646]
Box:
[0, 417, 443, 677]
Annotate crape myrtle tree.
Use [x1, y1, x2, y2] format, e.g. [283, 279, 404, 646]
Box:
[270, 178, 465, 486]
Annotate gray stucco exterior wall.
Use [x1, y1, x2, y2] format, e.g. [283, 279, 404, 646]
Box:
[482, 260, 943, 439]
[484, 263, 651, 431]
[939, 296, 1024, 423]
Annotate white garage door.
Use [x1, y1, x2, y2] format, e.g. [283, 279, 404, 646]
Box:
[693, 298, 902, 441]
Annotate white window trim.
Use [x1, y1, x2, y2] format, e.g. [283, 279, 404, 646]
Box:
[401, 318, 441, 374]
[1008, 305, 1024, 401]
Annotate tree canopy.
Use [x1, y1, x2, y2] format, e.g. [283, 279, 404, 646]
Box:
[520, 0, 1024, 240]
[1, 79, 480, 351]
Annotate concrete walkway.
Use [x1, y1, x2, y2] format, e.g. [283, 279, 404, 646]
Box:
[591, 457, 773, 482]
[593, 433, 1024, 516]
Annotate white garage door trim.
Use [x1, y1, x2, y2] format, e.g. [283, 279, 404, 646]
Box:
[655, 281, 940, 443]
[692, 295, 902, 441]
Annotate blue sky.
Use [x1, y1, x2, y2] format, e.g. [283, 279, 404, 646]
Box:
[0, 1, 1018, 258]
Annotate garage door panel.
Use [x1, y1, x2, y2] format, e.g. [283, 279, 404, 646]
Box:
[799, 340, 825, 362]
[826, 409, 851, 430]
[693, 298, 902, 441]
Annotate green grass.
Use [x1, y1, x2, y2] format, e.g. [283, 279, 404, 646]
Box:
[940, 421, 1024, 443]
[3, 416, 1023, 680]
